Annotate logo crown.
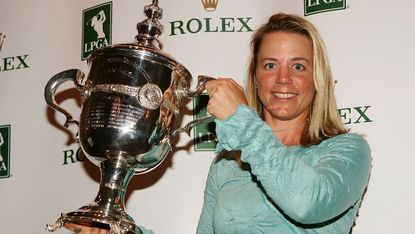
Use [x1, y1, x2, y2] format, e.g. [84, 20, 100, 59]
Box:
[201, 0, 218, 12]
[0, 33, 5, 53]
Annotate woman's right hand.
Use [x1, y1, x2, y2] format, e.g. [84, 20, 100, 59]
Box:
[205, 78, 248, 120]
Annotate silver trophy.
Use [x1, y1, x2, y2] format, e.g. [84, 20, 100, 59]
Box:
[44, 1, 214, 233]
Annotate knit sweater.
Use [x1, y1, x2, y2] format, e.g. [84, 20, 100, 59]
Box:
[197, 105, 371, 234]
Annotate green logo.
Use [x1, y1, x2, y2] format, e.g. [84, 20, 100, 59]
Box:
[82, 2, 112, 60]
[63, 147, 85, 165]
[193, 94, 217, 151]
[0, 125, 11, 178]
[0, 33, 30, 72]
[338, 106, 373, 125]
[169, 1, 253, 36]
[304, 0, 346, 16]
[170, 17, 253, 36]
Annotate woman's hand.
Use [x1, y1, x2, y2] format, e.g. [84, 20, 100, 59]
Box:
[205, 78, 248, 120]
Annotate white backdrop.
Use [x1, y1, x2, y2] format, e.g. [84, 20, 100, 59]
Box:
[0, 0, 414, 233]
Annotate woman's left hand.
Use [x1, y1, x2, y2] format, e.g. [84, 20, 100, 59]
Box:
[205, 78, 248, 120]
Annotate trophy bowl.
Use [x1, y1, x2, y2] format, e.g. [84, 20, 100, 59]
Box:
[44, 1, 214, 233]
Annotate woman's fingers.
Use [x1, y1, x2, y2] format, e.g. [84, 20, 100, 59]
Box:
[205, 78, 247, 120]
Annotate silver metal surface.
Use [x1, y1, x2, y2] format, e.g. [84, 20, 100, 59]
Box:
[44, 1, 215, 233]
[138, 83, 163, 110]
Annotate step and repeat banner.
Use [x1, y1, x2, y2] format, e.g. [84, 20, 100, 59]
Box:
[0, 0, 414, 233]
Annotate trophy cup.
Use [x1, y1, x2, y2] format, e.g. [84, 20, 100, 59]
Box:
[44, 1, 214, 233]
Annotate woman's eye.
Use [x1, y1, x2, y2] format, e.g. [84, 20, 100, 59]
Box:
[264, 63, 277, 70]
[293, 63, 305, 71]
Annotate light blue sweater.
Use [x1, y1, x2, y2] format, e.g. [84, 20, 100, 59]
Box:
[197, 105, 371, 233]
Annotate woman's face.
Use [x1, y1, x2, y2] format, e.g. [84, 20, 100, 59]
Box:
[256, 32, 315, 122]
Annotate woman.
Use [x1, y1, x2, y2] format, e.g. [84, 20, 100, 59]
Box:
[197, 13, 371, 233]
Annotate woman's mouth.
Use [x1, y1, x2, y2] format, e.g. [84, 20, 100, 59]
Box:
[273, 92, 296, 99]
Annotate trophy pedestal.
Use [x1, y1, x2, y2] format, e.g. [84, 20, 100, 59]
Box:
[47, 159, 143, 234]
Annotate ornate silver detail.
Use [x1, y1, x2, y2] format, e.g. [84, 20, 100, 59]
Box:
[91, 84, 141, 98]
[109, 220, 123, 234]
[45, 213, 65, 232]
[138, 83, 163, 110]
[161, 99, 180, 116]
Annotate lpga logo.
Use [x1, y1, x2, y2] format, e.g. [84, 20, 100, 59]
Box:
[0, 125, 10, 178]
[304, 0, 347, 15]
[88, 10, 107, 39]
[82, 2, 112, 60]
[0, 133, 4, 162]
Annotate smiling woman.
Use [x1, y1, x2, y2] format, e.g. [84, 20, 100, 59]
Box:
[255, 31, 316, 145]
[197, 13, 372, 233]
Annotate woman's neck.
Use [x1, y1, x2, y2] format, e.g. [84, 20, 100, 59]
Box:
[272, 126, 304, 146]
[264, 112, 309, 147]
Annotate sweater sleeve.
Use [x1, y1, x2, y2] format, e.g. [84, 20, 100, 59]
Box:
[138, 225, 156, 234]
[215, 105, 372, 225]
[196, 158, 220, 234]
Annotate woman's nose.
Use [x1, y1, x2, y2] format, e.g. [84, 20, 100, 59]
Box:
[275, 66, 292, 84]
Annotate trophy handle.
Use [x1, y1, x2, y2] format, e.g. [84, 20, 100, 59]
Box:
[185, 75, 215, 97]
[172, 75, 216, 137]
[44, 69, 85, 128]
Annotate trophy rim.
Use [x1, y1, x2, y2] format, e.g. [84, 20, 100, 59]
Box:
[87, 43, 192, 80]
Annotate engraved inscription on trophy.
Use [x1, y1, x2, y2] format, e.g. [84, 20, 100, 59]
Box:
[100, 57, 152, 82]
[82, 97, 145, 130]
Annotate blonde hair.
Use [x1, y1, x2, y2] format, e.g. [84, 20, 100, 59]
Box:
[246, 13, 348, 146]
